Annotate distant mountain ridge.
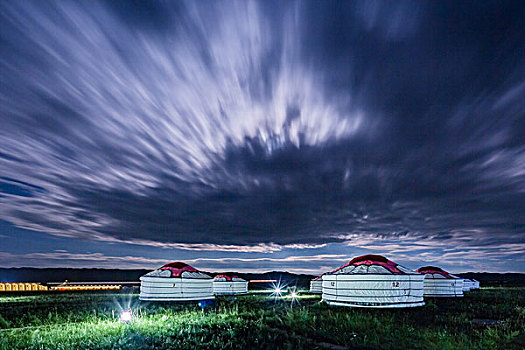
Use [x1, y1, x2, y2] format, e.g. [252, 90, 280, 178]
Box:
[0, 268, 524, 286]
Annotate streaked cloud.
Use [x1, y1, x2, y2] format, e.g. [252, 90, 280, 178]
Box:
[0, 1, 523, 271]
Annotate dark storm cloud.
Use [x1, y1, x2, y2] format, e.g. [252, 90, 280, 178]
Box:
[0, 1, 524, 252]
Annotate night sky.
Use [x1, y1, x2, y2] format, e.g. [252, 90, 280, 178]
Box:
[1, 1, 524, 273]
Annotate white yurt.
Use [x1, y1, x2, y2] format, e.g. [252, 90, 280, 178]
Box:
[463, 279, 481, 290]
[462, 279, 475, 292]
[416, 266, 464, 297]
[139, 262, 214, 301]
[309, 274, 323, 294]
[322, 255, 425, 308]
[472, 279, 481, 289]
[213, 274, 248, 295]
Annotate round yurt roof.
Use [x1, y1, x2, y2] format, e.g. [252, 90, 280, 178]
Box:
[416, 266, 458, 279]
[214, 274, 245, 281]
[329, 254, 416, 275]
[143, 261, 212, 279]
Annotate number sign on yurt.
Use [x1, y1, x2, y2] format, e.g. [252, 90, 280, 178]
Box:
[322, 254, 425, 308]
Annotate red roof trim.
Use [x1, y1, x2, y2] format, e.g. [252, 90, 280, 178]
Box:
[159, 261, 198, 277]
[214, 272, 242, 280]
[313, 272, 328, 281]
[416, 266, 453, 279]
[349, 254, 389, 264]
[330, 254, 404, 274]
[214, 274, 234, 281]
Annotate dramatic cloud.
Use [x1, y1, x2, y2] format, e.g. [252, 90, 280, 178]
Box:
[0, 1, 524, 268]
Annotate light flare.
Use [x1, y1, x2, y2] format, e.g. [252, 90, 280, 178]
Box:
[119, 310, 132, 323]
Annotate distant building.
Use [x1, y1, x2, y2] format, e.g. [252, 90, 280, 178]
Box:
[139, 261, 214, 301]
[48, 283, 121, 291]
[309, 273, 325, 294]
[213, 274, 248, 295]
[416, 266, 464, 297]
[0, 282, 48, 292]
[0, 281, 131, 292]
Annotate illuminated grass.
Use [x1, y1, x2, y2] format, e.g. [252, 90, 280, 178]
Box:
[0, 289, 523, 349]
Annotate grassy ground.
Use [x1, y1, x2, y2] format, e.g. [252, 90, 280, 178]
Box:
[0, 287, 523, 350]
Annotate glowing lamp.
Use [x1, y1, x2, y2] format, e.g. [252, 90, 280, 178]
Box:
[119, 310, 133, 323]
[198, 299, 214, 308]
[291, 291, 297, 298]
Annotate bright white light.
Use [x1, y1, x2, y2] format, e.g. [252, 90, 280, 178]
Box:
[291, 291, 297, 298]
[119, 310, 132, 323]
[269, 281, 287, 298]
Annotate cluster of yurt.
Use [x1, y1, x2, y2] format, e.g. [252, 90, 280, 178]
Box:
[321, 255, 425, 308]
[139, 262, 250, 301]
[213, 274, 248, 295]
[139, 262, 214, 301]
[139, 257, 480, 307]
[309, 255, 481, 308]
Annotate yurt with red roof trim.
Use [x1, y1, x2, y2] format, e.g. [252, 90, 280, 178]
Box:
[416, 266, 464, 297]
[213, 274, 248, 295]
[139, 262, 214, 301]
[322, 255, 425, 308]
[309, 274, 324, 294]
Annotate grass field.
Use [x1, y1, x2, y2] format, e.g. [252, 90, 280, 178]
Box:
[0, 287, 524, 350]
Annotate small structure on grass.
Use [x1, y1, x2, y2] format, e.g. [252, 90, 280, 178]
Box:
[322, 254, 425, 308]
[309, 274, 324, 294]
[139, 262, 214, 301]
[462, 279, 475, 292]
[213, 274, 248, 295]
[462, 279, 481, 291]
[0, 282, 48, 292]
[416, 266, 464, 297]
[472, 279, 480, 289]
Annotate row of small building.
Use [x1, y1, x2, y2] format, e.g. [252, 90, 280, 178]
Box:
[138, 255, 480, 308]
[0, 282, 49, 292]
[0, 282, 122, 292]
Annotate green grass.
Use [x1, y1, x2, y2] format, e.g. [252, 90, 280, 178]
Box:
[0, 288, 523, 349]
